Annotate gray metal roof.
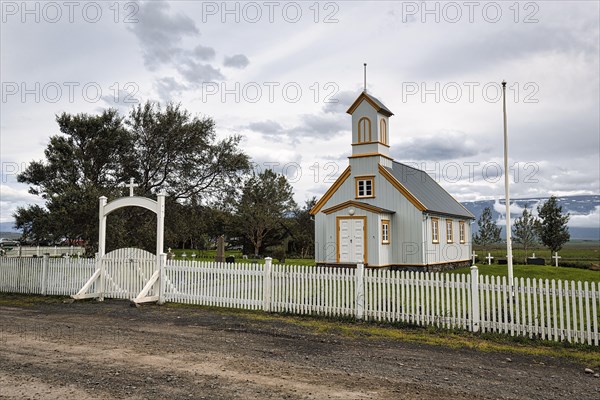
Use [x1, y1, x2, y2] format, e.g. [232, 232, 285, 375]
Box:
[385, 162, 474, 219]
[365, 93, 394, 116]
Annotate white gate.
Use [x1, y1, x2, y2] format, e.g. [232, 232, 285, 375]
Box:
[73, 248, 165, 303]
[72, 181, 167, 303]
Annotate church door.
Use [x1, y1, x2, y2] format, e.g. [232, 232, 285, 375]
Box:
[338, 217, 366, 263]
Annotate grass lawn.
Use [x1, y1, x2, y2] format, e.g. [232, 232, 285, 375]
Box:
[170, 249, 316, 266]
[474, 240, 599, 267]
[452, 263, 600, 283]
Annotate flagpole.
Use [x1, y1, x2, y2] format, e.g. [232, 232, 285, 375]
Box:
[502, 81, 514, 293]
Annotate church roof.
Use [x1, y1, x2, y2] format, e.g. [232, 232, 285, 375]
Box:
[384, 162, 475, 219]
[346, 92, 394, 117]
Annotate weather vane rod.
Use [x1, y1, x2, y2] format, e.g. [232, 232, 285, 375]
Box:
[363, 63, 367, 93]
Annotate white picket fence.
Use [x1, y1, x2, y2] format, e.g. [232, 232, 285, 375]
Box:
[0, 256, 598, 346]
[1, 246, 86, 257]
[0, 256, 96, 295]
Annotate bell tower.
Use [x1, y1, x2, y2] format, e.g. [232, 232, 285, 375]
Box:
[346, 88, 394, 160]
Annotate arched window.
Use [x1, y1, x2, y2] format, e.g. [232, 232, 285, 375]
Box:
[358, 117, 371, 143]
[380, 119, 387, 145]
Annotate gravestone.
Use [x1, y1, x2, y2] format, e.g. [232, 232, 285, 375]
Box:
[552, 252, 561, 267]
[215, 235, 225, 262]
[498, 259, 508, 265]
[225, 256, 235, 263]
[527, 257, 545, 265]
[167, 247, 175, 260]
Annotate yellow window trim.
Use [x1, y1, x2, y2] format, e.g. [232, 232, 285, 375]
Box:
[446, 219, 454, 244]
[459, 221, 466, 243]
[380, 119, 387, 145]
[381, 219, 390, 244]
[431, 217, 440, 244]
[355, 176, 375, 199]
[358, 116, 372, 143]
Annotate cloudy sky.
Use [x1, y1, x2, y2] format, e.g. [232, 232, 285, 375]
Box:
[1, 0, 599, 227]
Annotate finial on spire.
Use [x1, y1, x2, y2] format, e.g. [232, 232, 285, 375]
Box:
[363, 63, 367, 93]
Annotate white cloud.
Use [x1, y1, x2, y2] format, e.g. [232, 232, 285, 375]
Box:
[1, 0, 598, 223]
[569, 206, 600, 229]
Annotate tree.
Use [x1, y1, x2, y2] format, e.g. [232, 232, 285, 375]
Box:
[126, 102, 249, 201]
[15, 103, 249, 252]
[289, 197, 317, 259]
[473, 207, 502, 251]
[15, 109, 131, 248]
[512, 207, 539, 262]
[234, 169, 297, 256]
[537, 196, 570, 253]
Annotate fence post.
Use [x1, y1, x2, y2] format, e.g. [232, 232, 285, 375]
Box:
[263, 257, 272, 312]
[97, 252, 105, 302]
[470, 265, 480, 332]
[158, 253, 166, 304]
[355, 262, 365, 320]
[41, 253, 50, 295]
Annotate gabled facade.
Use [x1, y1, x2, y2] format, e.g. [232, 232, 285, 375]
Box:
[310, 91, 474, 270]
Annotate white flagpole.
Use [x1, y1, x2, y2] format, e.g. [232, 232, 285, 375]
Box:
[502, 81, 514, 293]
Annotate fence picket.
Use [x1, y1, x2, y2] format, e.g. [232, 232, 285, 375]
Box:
[1, 258, 599, 346]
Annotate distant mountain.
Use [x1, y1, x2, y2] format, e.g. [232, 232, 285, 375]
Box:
[462, 195, 600, 241]
[0, 221, 19, 233]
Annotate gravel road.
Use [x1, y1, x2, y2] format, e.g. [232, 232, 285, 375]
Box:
[0, 296, 598, 399]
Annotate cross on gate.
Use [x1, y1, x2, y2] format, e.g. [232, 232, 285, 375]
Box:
[485, 253, 494, 265]
[471, 251, 477, 265]
[552, 252, 561, 267]
[126, 177, 139, 197]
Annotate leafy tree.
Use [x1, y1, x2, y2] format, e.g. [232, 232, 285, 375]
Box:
[234, 169, 297, 256]
[537, 196, 570, 253]
[473, 207, 502, 251]
[126, 102, 249, 201]
[15, 103, 249, 252]
[289, 197, 317, 258]
[512, 207, 539, 262]
[15, 109, 131, 248]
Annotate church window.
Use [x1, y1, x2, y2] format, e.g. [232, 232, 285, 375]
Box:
[358, 117, 371, 143]
[432, 218, 439, 243]
[356, 177, 374, 198]
[380, 119, 387, 145]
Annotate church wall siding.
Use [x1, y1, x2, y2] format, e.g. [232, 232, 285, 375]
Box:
[423, 216, 472, 264]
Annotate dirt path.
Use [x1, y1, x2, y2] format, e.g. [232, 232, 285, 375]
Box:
[0, 298, 598, 399]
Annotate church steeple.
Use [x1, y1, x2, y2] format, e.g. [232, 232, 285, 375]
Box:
[346, 90, 394, 159]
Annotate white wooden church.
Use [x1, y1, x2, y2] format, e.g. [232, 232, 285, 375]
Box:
[310, 90, 474, 270]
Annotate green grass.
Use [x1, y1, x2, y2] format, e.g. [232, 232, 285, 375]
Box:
[475, 241, 599, 267]
[452, 264, 600, 283]
[170, 248, 316, 266]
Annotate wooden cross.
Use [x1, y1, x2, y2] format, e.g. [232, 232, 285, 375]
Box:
[471, 251, 477, 265]
[485, 253, 494, 265]
[532, 253, 536, 258]
[552, 252, 561, 267]
[126, 177, 139, 197]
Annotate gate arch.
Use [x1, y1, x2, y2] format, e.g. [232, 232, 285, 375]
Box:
[73, 184, 167, 303]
